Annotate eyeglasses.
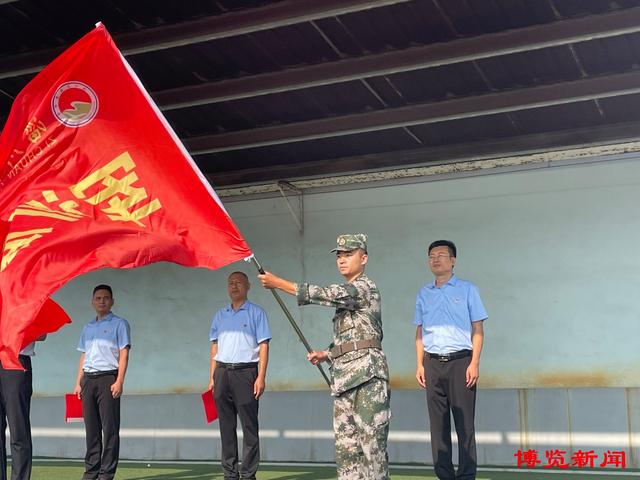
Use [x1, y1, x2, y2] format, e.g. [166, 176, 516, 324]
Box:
[428, 254, 451, 261]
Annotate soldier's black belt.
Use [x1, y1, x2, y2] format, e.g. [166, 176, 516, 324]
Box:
[330, 339, 382, 358]
[217, 361, 258, 370]
[426, 349, 471, 362]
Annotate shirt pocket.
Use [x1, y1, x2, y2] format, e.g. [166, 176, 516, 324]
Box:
[340, 320, 356, 335]
[97, 326, 114, 340]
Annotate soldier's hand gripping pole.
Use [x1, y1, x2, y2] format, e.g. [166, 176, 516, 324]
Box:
[250, 256, 331, 387]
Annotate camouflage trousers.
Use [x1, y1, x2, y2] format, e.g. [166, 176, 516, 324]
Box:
[333, 377, 390, 480]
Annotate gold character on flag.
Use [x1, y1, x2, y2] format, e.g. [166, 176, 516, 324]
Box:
[24, 118, 47, 144]
[3, 191, 88, 270]
[1, 228, 53, 271]
[9, 190, 87, 222]
[2, 152, 162, 271]
[70, 152, 162, 226]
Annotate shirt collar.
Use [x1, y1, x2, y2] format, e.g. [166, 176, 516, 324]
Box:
[427, 274, 457, 289]
[350, 273, 366, 283]
[227, 300, 250, 312]
[92, 312, 114, 323]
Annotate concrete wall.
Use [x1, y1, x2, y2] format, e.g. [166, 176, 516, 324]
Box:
[26, 156, 640, 465]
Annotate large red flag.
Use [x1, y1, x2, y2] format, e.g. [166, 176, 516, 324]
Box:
[0, 24, 252, 369]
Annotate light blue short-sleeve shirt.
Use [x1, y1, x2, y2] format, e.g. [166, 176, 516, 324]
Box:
[210, 300, 271, 363]
[414, 275, 487, 354]
[77, 312, 131, 372]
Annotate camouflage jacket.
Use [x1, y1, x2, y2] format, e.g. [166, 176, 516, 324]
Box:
[296, 273, 389, 396]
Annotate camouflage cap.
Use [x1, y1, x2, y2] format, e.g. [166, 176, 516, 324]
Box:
[330, 233, 368, 253]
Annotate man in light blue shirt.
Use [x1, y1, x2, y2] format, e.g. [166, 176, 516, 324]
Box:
[209, 271, 271, 480]
[73, 284, 130, 480]
[414, 240, 487, 480]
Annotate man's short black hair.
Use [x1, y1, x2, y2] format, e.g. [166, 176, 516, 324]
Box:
[228, 271, 249, 282]
[93, 284, 113, 296]
[428, 240, 457, 258]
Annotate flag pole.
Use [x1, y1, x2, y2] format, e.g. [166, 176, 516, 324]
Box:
[249, 256, 331, 387]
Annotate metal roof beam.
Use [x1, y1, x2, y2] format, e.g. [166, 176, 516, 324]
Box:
[204, 120, 640, 187]
[155, 6, 640, 109]
[184, 70, 640, 154]
[0, 0, 409, 79]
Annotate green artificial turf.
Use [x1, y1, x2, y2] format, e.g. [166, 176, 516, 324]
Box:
[25, 460, 636, 480]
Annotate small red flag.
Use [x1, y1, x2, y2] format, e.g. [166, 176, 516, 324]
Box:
[0, 24, 252, 369]
[201, 388, 218, 424]
[64, 393, 83, 423]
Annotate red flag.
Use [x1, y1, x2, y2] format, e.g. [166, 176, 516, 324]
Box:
[0, 24, 252, 369]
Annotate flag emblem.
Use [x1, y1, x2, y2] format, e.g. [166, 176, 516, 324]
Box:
[51, 81, 99, 127]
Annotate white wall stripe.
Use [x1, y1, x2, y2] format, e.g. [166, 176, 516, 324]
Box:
[283, 430, 334, 439]
[28, 428, 280, 439]
[22, 428, 639, 447]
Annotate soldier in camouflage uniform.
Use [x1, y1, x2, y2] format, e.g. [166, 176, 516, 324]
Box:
[258, 234, 390, 480]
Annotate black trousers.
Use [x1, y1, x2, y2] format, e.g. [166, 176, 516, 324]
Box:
[213, 366, 260, 480]
[0, 356, 32, 480]
[80, 373, 120, 480]
[424, 353, 477, 480]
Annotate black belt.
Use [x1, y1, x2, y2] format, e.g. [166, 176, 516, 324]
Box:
[84, 369, 118, 378]
[426, 349, 471, 362]
[217, 361, 258, 370]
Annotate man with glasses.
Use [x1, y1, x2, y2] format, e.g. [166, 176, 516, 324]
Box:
[414, 240, 487, 480]
[209, 271, 271, 480]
